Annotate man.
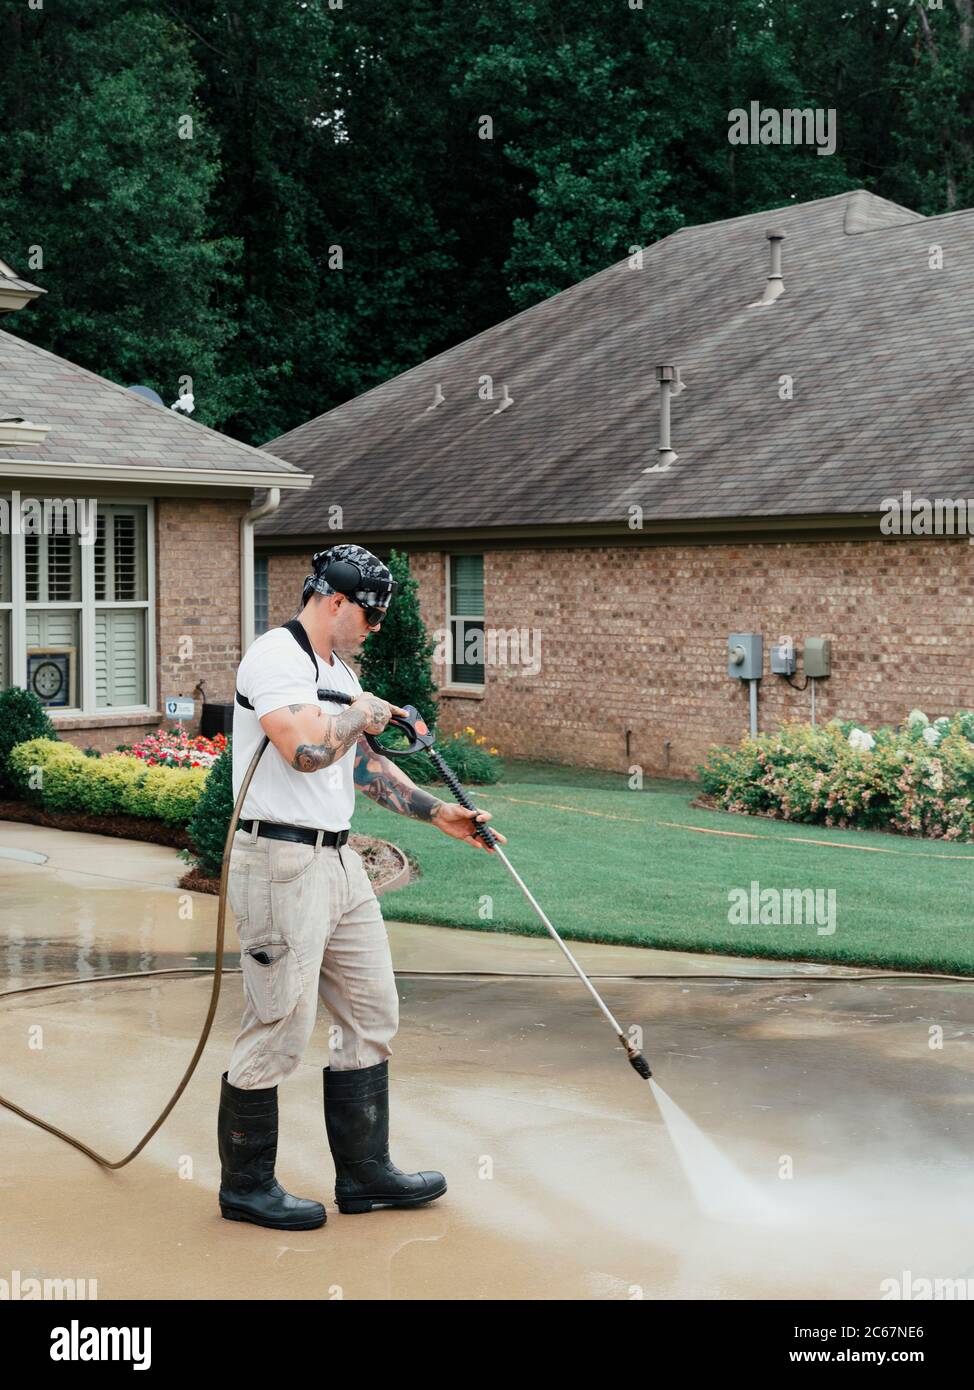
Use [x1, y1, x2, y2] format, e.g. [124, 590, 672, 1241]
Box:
[218, 543, 505, 1230]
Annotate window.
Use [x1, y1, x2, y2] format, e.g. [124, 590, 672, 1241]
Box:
[447, 553, 484, 686]
[254, 555, 269, 635]
[1, 497, 154, 714]
[93, 507, 148, 708]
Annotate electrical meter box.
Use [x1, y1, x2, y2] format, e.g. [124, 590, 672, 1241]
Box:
[771, 637, 796, 675]
[804, 637, 831, 678]
[727, 632, 763, 680]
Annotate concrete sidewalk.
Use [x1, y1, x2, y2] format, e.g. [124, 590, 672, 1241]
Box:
[1, 820, 973, 1300]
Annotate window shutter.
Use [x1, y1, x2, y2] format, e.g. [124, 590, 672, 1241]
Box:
[25, 534, 39, 601]
[95, 609, 145, 707]
[48, 534, 77, 599]
[94, 513, 107, 600]
[26, 609, 77, 648]
[95, 610, 108, 704]
[94, 508, 144, 602]
[113, 513, 138, 600]
[24, 534, 79, 601]
[0, 531, 10, 602]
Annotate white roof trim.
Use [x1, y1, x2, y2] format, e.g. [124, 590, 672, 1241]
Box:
[0, 458, 313, 488]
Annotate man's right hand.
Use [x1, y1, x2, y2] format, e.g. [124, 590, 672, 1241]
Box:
[354, 692, 408, 736]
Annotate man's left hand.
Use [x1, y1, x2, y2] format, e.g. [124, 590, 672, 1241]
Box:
[432, 803, 507, 852]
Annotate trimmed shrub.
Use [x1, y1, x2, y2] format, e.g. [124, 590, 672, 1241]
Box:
[0, 689, 56, 797]
[188, 747, 235, 877]
[120, 763, 208, 825]
[9, 739, 95, 811]
[697, 711, 974, 841]
[8, 738, 206, 825]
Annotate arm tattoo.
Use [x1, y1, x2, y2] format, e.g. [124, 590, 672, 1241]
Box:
[353, 737, 446, 821]
[293, 741, 342, 772]
[290, 704, 369, 772]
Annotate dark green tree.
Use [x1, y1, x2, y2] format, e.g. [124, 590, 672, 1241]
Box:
[2, 0, 971, 450]
[356, 550, 438, 733]
[0, 0, 239, 425]
[188, 746, 234, 878]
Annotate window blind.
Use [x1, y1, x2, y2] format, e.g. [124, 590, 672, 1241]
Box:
[450, 554, 484, 616]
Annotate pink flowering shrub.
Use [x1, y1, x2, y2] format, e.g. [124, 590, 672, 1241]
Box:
[697, 713, 974, 842]
[121, 727, 228, 770]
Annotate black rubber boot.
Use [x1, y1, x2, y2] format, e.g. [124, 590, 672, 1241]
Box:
[323, 1060, 447, 1214]
[218, 1072, 326, 1230]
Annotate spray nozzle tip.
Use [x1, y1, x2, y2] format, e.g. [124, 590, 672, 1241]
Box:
[629, 1053, 652, 1080]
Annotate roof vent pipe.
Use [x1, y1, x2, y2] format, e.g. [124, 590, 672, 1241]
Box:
[644, 364, 686, 472]
[750, 229, 785, 306]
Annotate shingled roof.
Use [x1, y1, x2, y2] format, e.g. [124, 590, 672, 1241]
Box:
[258, 188, 974, 538]
[0, 327, 309, 485]
[0, 256, 45, 311]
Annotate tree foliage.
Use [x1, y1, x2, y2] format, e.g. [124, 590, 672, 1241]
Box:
[356, 550, 439, 734]
[1, 1, 969, 438]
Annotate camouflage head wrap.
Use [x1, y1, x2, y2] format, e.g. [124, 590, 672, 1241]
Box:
[302, 543, 396, 611]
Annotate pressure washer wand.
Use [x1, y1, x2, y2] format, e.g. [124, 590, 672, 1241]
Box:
[341, 690, 653, 1081]
[427, 746, 652, 1080]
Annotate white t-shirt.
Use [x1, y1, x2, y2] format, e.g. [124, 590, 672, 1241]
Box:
[232, 625, 364, 830]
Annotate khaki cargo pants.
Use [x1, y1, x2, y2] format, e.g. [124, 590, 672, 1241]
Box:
[225, 823, 399, 1089]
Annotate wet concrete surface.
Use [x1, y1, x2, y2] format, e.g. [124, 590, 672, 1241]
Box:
[1, 821, 973, 1300]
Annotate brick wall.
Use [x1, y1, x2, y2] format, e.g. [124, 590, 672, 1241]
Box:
[156, 496, 247, 708]
[271, 535, 974, 779]
[268, 552, 306, 632]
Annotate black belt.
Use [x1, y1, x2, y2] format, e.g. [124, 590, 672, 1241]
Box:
[238, 820, 350, 847]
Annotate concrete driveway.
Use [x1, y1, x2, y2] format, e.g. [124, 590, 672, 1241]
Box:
[1, 821, 972, 1301]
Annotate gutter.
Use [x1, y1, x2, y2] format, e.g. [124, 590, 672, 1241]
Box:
[0, 459, 311, 489]
[241, 488, 281, 653]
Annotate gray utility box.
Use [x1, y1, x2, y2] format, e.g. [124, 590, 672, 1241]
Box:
[770, 639, 796, 675]
[803, 638, 831, 678]
[727, 632, 763, 680]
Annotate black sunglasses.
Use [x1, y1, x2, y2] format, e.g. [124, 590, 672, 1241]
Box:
[347, 594, 391, 626]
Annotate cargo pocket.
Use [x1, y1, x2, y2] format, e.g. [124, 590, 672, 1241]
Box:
[232, 839, 314, 1025]
[240, 939, 303, 1025]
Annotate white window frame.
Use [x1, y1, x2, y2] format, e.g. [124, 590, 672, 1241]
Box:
[445, 552, 485, 692]
[0, 530, 11, 691]
[4, 495, 156, 717]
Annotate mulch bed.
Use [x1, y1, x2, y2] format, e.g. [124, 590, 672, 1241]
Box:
[178, 832, 409, 896]
[0, 799, 191, 849]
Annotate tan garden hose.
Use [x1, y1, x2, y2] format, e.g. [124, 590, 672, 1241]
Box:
[1, 728, 971, 1170]
[0, 734, 270, 1169]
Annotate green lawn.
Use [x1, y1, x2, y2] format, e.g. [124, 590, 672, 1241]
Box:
[351, 759, 974, 974]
